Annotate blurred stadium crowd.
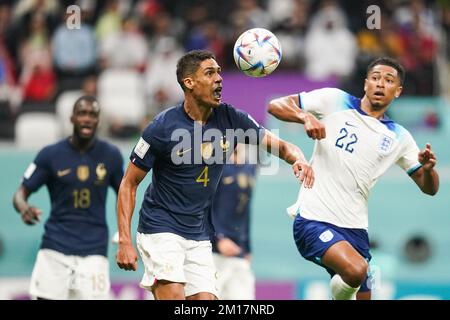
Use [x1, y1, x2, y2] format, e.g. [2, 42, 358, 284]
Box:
[0, 0, 448, 141]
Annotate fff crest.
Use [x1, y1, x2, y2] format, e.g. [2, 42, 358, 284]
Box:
[77, 165, 89, 181]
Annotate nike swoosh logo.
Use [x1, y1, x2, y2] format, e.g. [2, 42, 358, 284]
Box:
[176, 148, 192, 156]
[345, 121, 357, 128]
[57, 169, 71, 177]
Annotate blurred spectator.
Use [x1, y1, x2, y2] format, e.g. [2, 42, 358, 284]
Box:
[82, 75, 97, 96]
[231, 0, 272, 31]
[267, 0, 295, 26]
[0, 3, 18, 107]
[273, 0, 310, 70]
[19, 12, 55, 102]
[183, 3, 208, 51]
[185, 20, 226, 66]
[52, 10, 96, 91]
[304, 0, 357, 80]
[0, 41, 17, 139]
[99, 16, 148, 72]
[394, 0, 439, 39]
[144, 36, 184, 124]
[13, 0, 60, 22]
[95, 0, 122, 41]
[394, 0, 438, 95]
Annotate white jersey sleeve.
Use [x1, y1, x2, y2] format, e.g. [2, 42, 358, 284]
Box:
[299, 88, 358, 119]
[395, 128, 422, 175]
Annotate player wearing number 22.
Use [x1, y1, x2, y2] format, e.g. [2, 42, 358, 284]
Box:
[116, 50, 314, 300]
[13, 96, 124, 300]
[269, 57, 439, 300]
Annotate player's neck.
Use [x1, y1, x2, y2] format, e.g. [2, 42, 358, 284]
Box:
[70, 135, 95, 152]
[184, 98, 213, 125]
[360, 96, 388, 120]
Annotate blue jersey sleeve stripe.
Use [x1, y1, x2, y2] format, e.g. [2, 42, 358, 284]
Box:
[129, 155, 151, 172]
[407, 164, 422, 176]
[298, 93, 303, 109]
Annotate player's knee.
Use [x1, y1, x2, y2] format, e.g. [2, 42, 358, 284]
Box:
[341, 260, 368, 287]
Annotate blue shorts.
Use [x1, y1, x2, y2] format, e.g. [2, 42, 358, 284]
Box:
[293, 214, 372, 292]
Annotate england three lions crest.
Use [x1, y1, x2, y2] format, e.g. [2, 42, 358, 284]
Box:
[378, 134, 393, 155]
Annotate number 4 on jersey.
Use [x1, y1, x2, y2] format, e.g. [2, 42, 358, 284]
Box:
[196, 166, 210, 187]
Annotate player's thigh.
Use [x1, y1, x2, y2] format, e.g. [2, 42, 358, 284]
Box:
[184, 240, 218, 299]
[293, 216, 367, 272]
[136, 232, 187, 289]
[29, 249, 73, 300]
[321, 240, 367, 276]
[75, 255, 110, 300]
[152, 280, 186, 300]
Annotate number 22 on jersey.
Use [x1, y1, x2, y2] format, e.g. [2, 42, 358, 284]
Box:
[335, 127, 358, 153]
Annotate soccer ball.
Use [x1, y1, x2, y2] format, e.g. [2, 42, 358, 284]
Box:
[233, 28, 282, 77]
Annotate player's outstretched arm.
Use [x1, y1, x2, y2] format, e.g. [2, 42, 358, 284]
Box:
[411, 143, 439, 196]
[13, 186, 42, 225]
[268, 94, 326, 140]
[116, 162, 147, 271]
[261, 130, 314, 188]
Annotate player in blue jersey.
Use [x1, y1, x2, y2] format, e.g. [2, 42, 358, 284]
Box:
[13, 96, 124, 300]
[268, 57, 439, 300]
[115, 50, 314, 300]
[211, 144, 257, 300]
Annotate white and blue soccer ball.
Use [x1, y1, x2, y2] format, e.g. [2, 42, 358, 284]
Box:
[233, 28, 282, 77]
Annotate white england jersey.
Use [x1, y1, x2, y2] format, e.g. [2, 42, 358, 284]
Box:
[288, 88, 421, 230]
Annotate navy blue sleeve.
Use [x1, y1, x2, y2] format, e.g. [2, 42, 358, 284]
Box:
[230, 107, 265, 145]
[22, 147, 51, 192]
[109, 145, 124, 193]
[129, 120, 164, 171]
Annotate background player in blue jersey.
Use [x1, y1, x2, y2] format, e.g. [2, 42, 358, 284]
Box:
[268, 57, 439, 300]
[211, 144, 257, 300]
[13, 96, 124, 300]
[116, 50, 314, 300]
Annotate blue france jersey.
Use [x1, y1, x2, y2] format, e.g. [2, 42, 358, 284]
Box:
[212, 164, 257, 257]
[22, 138, 124, 256]
[130, 103, 264, 240]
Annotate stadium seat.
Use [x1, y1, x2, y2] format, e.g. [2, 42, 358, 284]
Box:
[15, 113, 61, 150]
[97, 69, 146, 126]
[55, 90, 83, 136]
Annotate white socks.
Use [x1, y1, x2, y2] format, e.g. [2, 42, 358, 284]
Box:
[330, 274, 360, 300]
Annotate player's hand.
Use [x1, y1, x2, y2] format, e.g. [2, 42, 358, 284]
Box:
[116, 242, 138, 271]
[303, 113, 326, 140]
[20, 206, 42, 225]
[293, 160, 314, 188]
[217, 238, 241, 257]
[418, 143, 437, 171]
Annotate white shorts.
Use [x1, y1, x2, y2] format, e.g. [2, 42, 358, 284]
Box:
[29, 249, 110, 300]
[136, 232, 218, 298]
[213, 253, 255, 300]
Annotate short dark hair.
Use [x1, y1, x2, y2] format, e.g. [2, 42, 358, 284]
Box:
[176, 50, 216, 91]
[73, 95, 99, 113]
[367, 57, 405, 85]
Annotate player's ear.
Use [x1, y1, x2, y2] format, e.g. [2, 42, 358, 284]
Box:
[364, 79, 368, 93]
[183, 77, 194, 90]
[394, 85, 403, 98]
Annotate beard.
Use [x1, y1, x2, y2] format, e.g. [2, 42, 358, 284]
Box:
[370, 99, 386, 111]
